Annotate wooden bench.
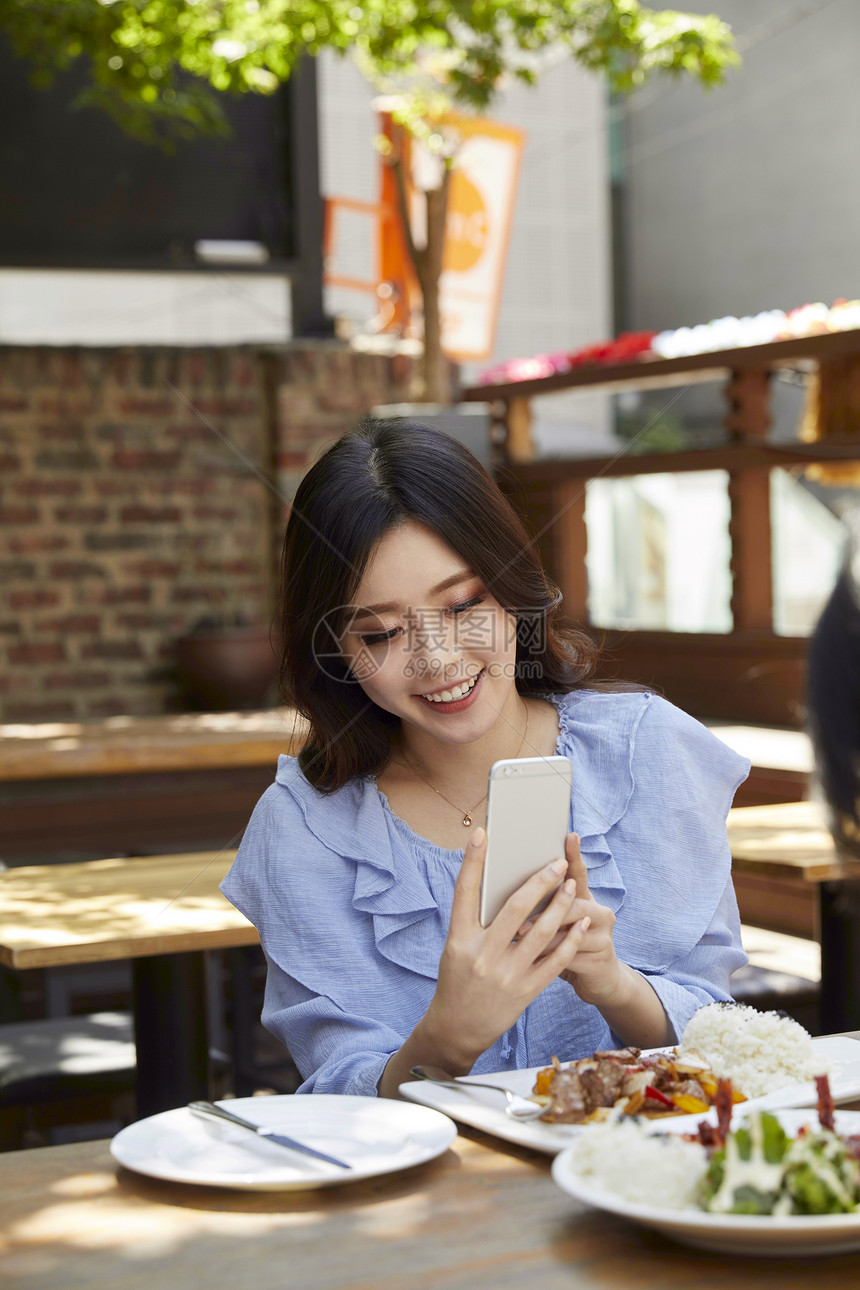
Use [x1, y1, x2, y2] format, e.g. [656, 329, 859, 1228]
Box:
[0, 1011, 136, 1149]
[728, 800, 860, 1032]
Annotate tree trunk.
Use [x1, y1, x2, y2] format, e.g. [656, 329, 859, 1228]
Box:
[415, 177, 452, 404]
[390, 150, 452, 404]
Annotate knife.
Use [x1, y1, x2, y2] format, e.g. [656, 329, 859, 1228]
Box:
[188, 1100, 352, 1169]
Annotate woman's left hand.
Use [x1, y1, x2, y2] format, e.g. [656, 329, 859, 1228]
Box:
[520, 833, 622, 1007]
[516, 833, 674, 1050]
[556, 834, 623, 1007]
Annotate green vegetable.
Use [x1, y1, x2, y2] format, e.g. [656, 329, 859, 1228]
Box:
[732, 1112, 788, 1165]
[785, 1135, 859, 1215]
[700, 1112, 860, 1216]
[727, 1185, 781, 1215]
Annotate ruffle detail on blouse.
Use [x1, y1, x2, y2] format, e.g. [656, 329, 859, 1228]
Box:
[274, 756, 442, 980]
[549, 691, 749, 975]
[547, 689, 653, 914]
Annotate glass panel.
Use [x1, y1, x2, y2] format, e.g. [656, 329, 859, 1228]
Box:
[585, 470, 732, 633]
[614, 382, 728, 453]
[771, 470, 845, 637]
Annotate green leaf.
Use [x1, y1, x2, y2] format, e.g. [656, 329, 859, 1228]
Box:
[0, 0, 739, 142]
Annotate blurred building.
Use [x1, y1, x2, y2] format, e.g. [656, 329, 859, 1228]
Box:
[620, 0, 858, 335]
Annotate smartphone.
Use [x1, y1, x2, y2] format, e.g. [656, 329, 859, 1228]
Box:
[479, 754, 573, 927]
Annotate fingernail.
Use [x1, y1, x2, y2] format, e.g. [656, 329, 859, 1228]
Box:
[470, 827, 486, 847]
[549, 858, 566, 875]
[581, 916, 591, 932]
[562, 879, 576, 896]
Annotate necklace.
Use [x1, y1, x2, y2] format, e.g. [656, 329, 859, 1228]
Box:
[403, 706, 531, 827]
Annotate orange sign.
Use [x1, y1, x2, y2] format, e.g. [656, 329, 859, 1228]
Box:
[377, 110, 524, 361]
[439, 115, 524, 361]
[444, 172, 489, 274]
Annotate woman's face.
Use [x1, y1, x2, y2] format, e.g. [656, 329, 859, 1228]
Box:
[339, 520, 519, 744]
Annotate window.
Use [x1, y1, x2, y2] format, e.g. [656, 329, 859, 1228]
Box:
[585, 470, 732, 632]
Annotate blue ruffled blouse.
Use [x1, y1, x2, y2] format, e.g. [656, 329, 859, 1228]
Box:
[221, 690, 750, 1095]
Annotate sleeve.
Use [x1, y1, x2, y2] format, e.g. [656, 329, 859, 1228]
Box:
[608, 695, 750, 1043]
[635, 877, 747, 1045]
[259, 955, 410, 1096]
[221, 786, 427, 1096]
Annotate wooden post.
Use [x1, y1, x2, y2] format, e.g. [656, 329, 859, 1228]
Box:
[725, 367, 772, 443]
[800, 355, 860, 485]
[505, 397, 536, 463]
[487, 400, 509, 470]
[728, 468, 773, 630]
[551, 479, 589, 624]
[725, 366, 774, 631]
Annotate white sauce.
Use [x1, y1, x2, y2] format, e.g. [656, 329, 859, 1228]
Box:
[708, 1115, 857, 1214]
[708, 1113, 784, 1213]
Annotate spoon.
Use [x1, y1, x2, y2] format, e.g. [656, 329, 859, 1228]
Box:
[410, 1065, 547, 1121]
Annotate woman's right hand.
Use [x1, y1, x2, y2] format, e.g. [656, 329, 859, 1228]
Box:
[422, 826, 591, 1073]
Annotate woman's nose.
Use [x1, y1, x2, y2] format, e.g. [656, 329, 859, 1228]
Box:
[403, 609, 461, 674]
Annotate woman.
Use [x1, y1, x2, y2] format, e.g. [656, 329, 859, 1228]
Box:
[222, 418, 748, 1097]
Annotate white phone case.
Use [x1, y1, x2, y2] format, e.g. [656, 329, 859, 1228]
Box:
[479, 754, 573, 927]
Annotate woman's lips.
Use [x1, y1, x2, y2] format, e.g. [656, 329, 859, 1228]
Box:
[415, 669, 484, 714]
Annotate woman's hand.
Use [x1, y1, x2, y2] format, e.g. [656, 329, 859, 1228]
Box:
[378, 828, 670, 1096]
[555, 834, 622, 1006]
[528, 833, 673, 1050]
[421, 826, 591, 1073]
[515, 834, 621, 1006]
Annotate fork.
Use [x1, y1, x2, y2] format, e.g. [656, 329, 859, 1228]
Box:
[409, 1065, 546, 1121]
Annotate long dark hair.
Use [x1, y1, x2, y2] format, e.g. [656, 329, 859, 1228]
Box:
[807, 556, 860, 856]
[279, 417, 601, 791]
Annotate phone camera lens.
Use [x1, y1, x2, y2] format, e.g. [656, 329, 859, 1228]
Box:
[503, 766, 512, 776]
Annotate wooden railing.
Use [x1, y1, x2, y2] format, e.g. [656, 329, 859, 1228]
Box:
[461, 330, 860, 728]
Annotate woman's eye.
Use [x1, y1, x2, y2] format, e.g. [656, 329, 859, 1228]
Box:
[450, 594, 485, 615]
[360, 626, 400, 647]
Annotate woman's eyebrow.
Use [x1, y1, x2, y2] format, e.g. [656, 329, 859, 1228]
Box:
[349, 569, 475, 622]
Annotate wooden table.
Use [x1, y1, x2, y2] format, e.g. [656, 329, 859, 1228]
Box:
[0, 709, 305, 862]
[0, 851, 257, 1118]
[706, 721, 812, 809]
[3, 1036, 860, 1290]
[728, 801, 860, 1032]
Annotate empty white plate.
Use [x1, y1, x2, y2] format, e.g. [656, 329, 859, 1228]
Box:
[111, 1094, 457, 1191]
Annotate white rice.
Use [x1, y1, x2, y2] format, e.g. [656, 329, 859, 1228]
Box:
[678, 1002, 820, 1099]
[564, 1120, 708, 1210]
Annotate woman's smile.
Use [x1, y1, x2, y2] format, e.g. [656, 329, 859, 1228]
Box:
[416, 668, 484, 712]
[339, 520, 519, 745]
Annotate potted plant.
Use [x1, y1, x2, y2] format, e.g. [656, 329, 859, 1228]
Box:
[172, 614, 281, 711]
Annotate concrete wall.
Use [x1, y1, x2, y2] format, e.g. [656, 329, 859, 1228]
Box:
[622, 0, 860, 332]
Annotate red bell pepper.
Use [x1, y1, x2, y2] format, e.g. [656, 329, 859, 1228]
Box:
[644, 1085, 676, 1108]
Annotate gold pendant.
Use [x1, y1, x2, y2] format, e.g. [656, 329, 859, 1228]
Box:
[462, 814, 472, 827]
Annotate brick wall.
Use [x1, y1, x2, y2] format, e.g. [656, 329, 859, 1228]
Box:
[0, 342, 417, 721]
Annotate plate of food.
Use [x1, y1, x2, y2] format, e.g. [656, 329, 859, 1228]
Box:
[551, 1091, 860, 1256]
[399, 1004, 860, 1155]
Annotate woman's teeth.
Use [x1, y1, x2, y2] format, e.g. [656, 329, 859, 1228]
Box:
[421, 674, 479, 703]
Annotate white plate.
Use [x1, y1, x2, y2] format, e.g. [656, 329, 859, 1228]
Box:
[551, 1108, 860, 1256]
[110, 1095, 457, 1191]
[399, 1035, 860, 1156]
